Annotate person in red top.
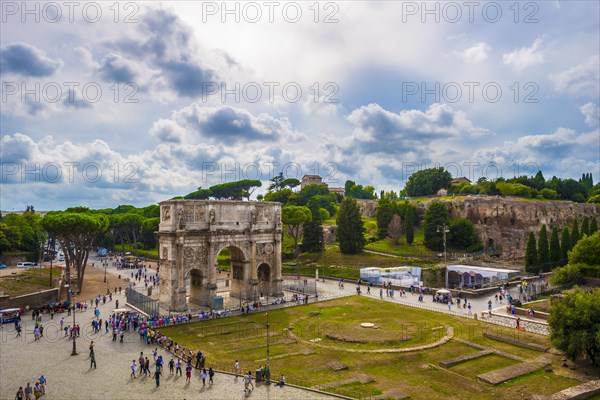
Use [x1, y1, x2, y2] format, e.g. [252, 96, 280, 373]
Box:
[185, 364, 192, 383]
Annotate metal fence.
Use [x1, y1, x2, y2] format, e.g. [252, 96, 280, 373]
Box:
[126, 287, 159, 316]
[282, 278, 317, 295]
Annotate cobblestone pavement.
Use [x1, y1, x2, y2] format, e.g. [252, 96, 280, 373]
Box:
[0, 291, 338, 400]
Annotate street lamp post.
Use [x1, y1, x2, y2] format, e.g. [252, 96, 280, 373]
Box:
[437, 224, 450, 262]
[49, 237, 55, 288]
[71, 301, 78, 356]
[265, 284, 270, 383]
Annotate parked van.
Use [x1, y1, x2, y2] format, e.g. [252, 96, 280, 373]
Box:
[17, 262, 36, 268]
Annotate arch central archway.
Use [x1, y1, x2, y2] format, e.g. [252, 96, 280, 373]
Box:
[158, 200, 283, 312]
[257, 263, 271, 298]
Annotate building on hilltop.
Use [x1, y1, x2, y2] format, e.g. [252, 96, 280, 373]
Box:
[300, 175, 345, 198]
[300, 175, 326, 189]
[451, 177, 472, 185]
[328, 187, 345, 197]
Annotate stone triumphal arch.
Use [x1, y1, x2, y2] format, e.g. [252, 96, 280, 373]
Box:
[157, 200, 283, 311]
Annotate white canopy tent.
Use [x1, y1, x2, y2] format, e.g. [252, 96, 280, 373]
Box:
[445, 265, 520, 289]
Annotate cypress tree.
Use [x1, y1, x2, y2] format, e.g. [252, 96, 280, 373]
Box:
[302, 204, 324, 253]
[405, 208, 415, 245]
[337, 197, 366, 254]
[590, 217, 598, 234]
[423, 201, 449, 251]
[581, 216, 590, 237]
[571, 217, 580, 246]
[538, 224, 550, 266]
[561, 226, 571, 259]
[550, 226, 561, 262]
[375, 197, 394, 239]
[525, 231, 539, 273]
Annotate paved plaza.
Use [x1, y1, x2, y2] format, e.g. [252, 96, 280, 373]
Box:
[0, 289, 338, 400]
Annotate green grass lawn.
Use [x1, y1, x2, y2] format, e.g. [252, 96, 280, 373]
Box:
[0, 267, 62, 296]
[522, 298, 552, 313]
[116, 243, 158, 259]
[158, 296, 584, 399]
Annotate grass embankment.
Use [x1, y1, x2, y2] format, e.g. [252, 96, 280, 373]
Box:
[115, 243, 158, 260]
[0, 267, 62, 297]
[160, 296, 582, 400]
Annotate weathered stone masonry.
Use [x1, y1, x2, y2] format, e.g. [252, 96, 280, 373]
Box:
[157, 200, 283, 311]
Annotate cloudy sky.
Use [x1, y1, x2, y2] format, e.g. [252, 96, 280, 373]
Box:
[1, 1, 599, 211]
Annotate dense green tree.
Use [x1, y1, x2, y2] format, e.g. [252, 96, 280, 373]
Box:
[141, 204, 160, 218]
[581, 216, 590, 237]
[42, 210, 109, 299]
[405, 167, 452, 197]
[550, 226, 561, 262]
[1, 212, 45, 256]
[294, 184, 330, 206]
[549, 263, 582, 286]
[540, 188, 558, 200]
[184, 188, 212, 200]
[568, 231, 600, 266]
[423, 202, 449, 251]
[448, 218, 479, 249]
[405, 208, 415, 245]
[525, 231, 539, 273]
[538, 224, 550, 266]
[571, 217, 580, 245]
[140, 217, 159, 249]
[376, 198, 394, 239]
[268, 172, 285, 192]
[0, 222, 22, 253]
[496, 182, 535, 198]
[264, 188, 293, 204]
[477, 181, 500, 195]
[590, 217, 598, 234]
[306, 194, 338, 216]
[302, 204, 324, 253]
[119, 213, 145, 254]
[561, 227, 572, 259]
[344, 180, 356, 196]
[557, 179, 587, 201]
[589, 195, 600, 204]
[549, 287, 600, 366]
[347, 184, 376, 199]
[282, 206, 312, 273]
[281, 178, 300, 190]
[532, 170, 546, 190]
[336, 197, 366, 254]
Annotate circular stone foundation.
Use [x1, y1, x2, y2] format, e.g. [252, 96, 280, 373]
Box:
[360, 322, 375, 328]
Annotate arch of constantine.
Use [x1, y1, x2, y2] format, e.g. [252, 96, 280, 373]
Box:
[157, 200, 283, 311]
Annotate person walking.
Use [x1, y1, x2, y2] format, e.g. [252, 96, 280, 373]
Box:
[195, 351, 202, 369]
[168, 358, 175, 376]
[90, 351, 97, 369]
[15, 386, 24, 400]
[38, 376, 46, 395]
[185, 364, 192, 383]
[24, 383, 32, 400]
[201, 368, 207, 386]
[154, 368, 162, 387]
[176, 358, 182, 376]
[234, 360, 240, 377]
[131, 360, 137, 379]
